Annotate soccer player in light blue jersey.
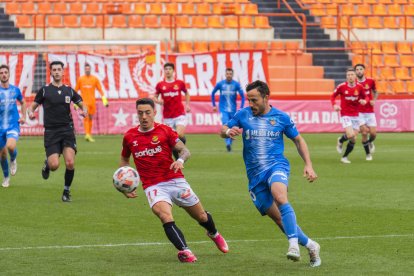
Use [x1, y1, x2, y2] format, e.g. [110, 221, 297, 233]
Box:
[211, 68, 244, 152]
[0, 64, 27, 188]
[221, 80, 321, 267]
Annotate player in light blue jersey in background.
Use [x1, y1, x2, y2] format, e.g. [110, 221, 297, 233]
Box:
[221, 80, 321, 267]
[211, 68, 244, 152]
[0, 64, 26, 188]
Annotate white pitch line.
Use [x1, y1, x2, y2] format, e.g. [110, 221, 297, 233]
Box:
[0, 234, 412, 252]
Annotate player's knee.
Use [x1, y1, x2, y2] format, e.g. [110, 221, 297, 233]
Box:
[65, 159, 75, 170]
[274, 194, 288, 205]
[49, 160, 59, 171]
[157, 212, 174, 223]
[196, 211, 209, 223]
[6, 143, 16, 152]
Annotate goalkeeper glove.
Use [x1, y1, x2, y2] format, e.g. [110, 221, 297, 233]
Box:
[102, 96, 109, 107]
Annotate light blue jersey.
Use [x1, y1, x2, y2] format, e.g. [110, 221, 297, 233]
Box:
[0, 84, 22, 131]
[211, 80, 244, 113]
[226, 106, 299, 190]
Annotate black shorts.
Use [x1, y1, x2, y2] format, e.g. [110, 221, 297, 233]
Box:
[44, 126, 77, 157]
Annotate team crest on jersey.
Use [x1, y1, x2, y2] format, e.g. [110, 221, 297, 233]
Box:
[58, 90, 61, 95]
[173, 84, 179, 90]
[354, 90, 358, 96]
[365, 84, 369, 89]
[344, 90, 348, 94]
[151, 136, 160, 144]
[65, 96, 70, 103]
[162, 86, 166, 90]
[268, 117, 277, 126]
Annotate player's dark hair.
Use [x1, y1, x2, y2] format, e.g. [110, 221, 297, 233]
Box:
[85, 63, 91, 68]
[164, 62, 175, 70]
[0, 64, 9, 72]
[346, 67, 356, 73]
[246, 80, 270, 98]
[354, 63, 365, 70]
[49, 61, 64, 70]
[226, 68, 233, 72]
[136, 98, 155, 109]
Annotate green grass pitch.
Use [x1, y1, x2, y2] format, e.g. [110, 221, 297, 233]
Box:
[0, 133, 413, 275]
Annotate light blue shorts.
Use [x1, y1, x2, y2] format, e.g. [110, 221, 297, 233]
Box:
[0, 128, 20, 149]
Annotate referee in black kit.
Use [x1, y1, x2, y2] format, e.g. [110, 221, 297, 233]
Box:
[28, 61, 86, 202]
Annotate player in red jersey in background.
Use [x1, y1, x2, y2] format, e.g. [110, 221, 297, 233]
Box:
[331, 68, 367, 164]
[152, 63, 190, 159]
[355, 64, 378, 161]
[118, 98, 228, 263]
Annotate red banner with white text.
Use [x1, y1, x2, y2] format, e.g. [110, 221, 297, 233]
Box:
[20, 99, 414, 136]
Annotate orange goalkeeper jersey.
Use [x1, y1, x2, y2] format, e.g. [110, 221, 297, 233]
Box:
[75, 75, 104, 105]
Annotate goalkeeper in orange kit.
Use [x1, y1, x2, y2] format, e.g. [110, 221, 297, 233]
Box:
[75, 63, 108, 142]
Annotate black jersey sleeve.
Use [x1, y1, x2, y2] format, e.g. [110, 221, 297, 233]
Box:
[34, 86, 46, 104]
[70, 87, 83, 104]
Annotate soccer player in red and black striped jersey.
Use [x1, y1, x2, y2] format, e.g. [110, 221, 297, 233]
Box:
[153, 63, 190, 159]
[355, 64, 378, 161]
[331, 68, 367, 164]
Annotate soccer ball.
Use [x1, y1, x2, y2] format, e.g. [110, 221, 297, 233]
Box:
[112, 166, 140, 193]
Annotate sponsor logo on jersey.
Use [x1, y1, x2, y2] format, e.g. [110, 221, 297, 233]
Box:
[245, 129, 281, 139]
[345, 96, 358, 101]
[65, 96, 70, 103]
[134, 145, 162, 157]
[132, 140, 138, 147]
[163, 91, 179, 97]
[345, 90, 348, 94]
[151, 136, 159, 144]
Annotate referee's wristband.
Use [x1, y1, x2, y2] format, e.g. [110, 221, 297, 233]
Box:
[225, 128, 231, 137]
[177, 158, 185, 164]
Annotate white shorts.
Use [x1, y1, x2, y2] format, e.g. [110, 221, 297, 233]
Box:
[341, 116, 360, 130]
[359, 113, 377, 127]
[164, 115, 187, 129]
[144, 178, 199, 209]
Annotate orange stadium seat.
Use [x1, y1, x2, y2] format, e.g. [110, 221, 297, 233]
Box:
[395, 67, 411, 80]
[400, 55, 414, 67]
[351, 41, 366, 54]
[16, 15, 31, 28]
[364, 0, 378, 3]
[320, 17, 336, 28]
[388, 4, 402, 15]
[144, 15, 159, 28]
[176, 16, 191, 28]
[352, 55, 365, 65]
[197, 3, 212, 15]
[160, 15, 172, 28]
[366, 42, 382, 54]
[63, 15, 79, 27]
[54, 3, 69, 14]
[96, 15, 111, 27]
[192, 16, 207, 28]
[356, 4, 371, 16]
[233, 4, 243, 15]
[224, 16, 238, 28]
[397, 41, 412, 54]
[381, 42, 397, 54]
[270, 41, 286, 54]
[224, 41, 239, 50]
[212, 4, 222, 14]
[376, 80, 389, 93]
[194, 41, 209, 52]
[341, 4, 355, 16]
[325, 4, 338, 16]
[47, 15, 63, 27]
[70, 3, 84, 14]
[121, 3, 133, 14]
[351, 17, 367, 28]
[347, 0, 363, 3]
[383, 17, 399, 29]
[286, 41, 302, 54]
[178, 41, 193, 53]
[384, 55, 400, 67]
[391, 80, 406, 93]
[394, 0, 408, 3]
[255, 41, 270, 51]
[367, 17, 383, 28]
[208, 16, 223, 28]
[244, 4, 259, 15]
[86, 3, 101, 14]
[255, 16, 271, 28]
[181, 4, 196, 14]
[149, 3, 163, 14]
[380, 67, 395, 80]
[240, 16, 254, 28]
[80, 15, 95, 28]
[404, 5, 414, 16]
[407, 81, 414, 93]
[129, 15, 143, 27]
[112, 15, 127, 28]
[5, 3, 20, 14]
[378, 0, 393, 4]
[165, 3, 179, 14]
[35, 15, 46, 27]
[134, 3, 147, 14]
[209, 41, 223, 51]
[38, 3, 53, 14]
[372, 4, 387, 16]
[239, 41, 255, 50]
[310, 4, 326, 17]
[21, 3, 35, 14]
[371, 55, 384, 67]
